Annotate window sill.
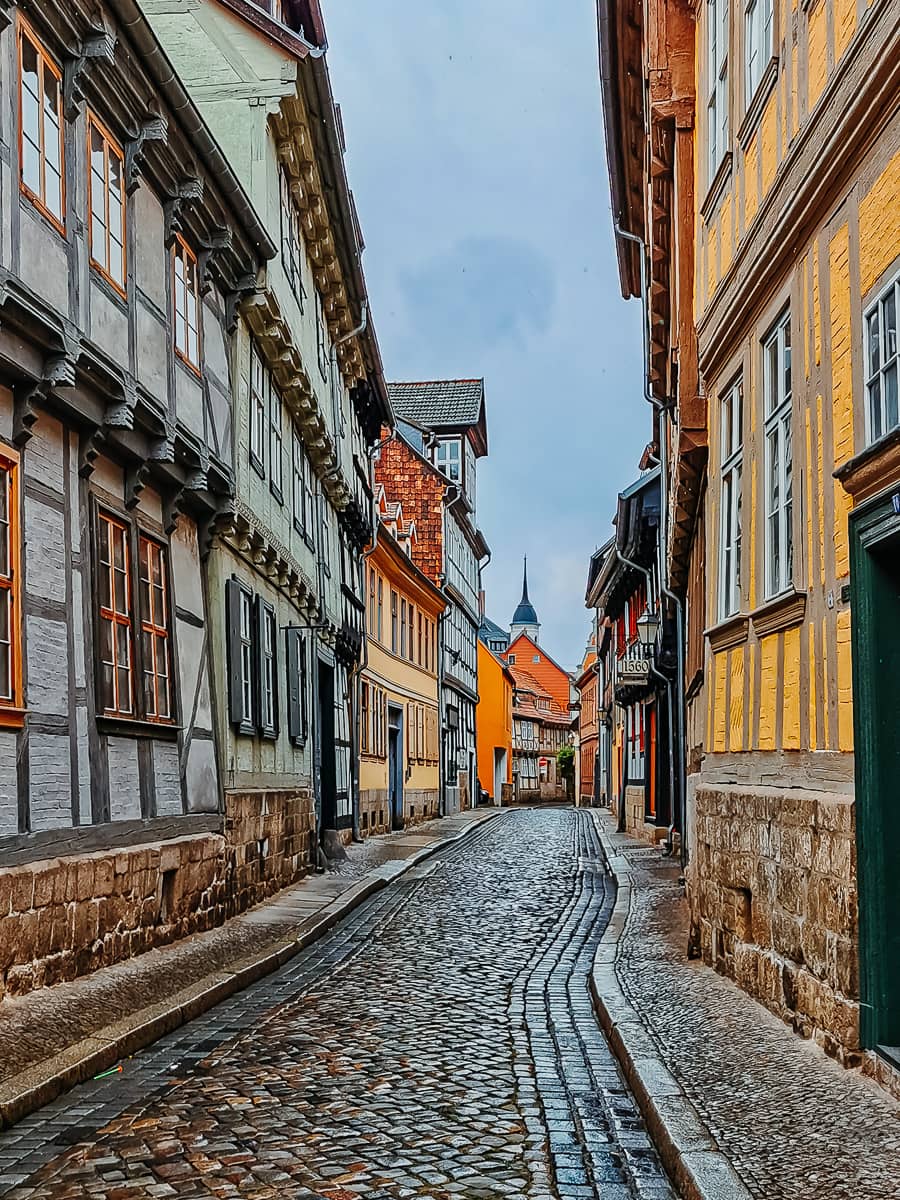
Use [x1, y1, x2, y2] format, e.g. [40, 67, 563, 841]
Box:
[250, 454, 265, 482]
[701, 151, 734, 224]
[90, 263, 128, 307]
[737, 57, 779, 149]
[270, 482, 284, 506]
[704, 613, 750, 652]
[174, 349, 202, 380]
[97, 715, 179, 740]
[750, 589, 807, 638]
[0, 706, 26, 730]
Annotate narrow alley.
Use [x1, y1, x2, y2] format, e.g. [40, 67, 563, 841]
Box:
[0, 812, 672, 1200]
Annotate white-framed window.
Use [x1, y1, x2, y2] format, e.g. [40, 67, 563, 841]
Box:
[763, 310, 793, 598]
[707, 0, 729, 183]
[719, 378, 743, 618]
[292, 427, 309, 535]
[237, 585, 255, 724]
[434, 438, 461, 482]
[260, 600, 277, 736]
[280, 170, 305, 310]
[745, 0, 773, 103]
[315, 293, 329, 380]
[865, 274, 899, 444]
[250, 344, 267, 476]
[269, 384, 283, 500]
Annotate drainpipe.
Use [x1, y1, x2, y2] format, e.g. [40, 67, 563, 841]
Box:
[614, 218, 688, 865]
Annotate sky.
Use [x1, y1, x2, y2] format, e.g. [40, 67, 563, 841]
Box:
[323, 0, 647, 671]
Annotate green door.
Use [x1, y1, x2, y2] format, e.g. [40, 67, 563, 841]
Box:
[851, 493, 900, 1053]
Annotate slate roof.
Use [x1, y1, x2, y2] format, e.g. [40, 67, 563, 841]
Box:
[478, 614, 509, 646]
[388, 380, 484, 428]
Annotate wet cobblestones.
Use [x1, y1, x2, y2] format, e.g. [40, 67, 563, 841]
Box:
[0, 809, 673, 1199]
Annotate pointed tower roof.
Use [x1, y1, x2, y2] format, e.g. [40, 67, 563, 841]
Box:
[511, 557, 539, 628]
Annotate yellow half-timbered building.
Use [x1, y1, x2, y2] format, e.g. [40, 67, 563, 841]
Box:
[600, 0, 900, 1075]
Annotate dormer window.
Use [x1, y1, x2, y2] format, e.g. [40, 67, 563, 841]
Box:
[434, 438, 461, 483]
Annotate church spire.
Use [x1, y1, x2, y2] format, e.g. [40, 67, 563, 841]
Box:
[510, 555, 540, 638]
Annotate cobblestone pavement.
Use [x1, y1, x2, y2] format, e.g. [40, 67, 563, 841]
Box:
[604, 817, 900, 1200]
[0, 809, 673, 1200]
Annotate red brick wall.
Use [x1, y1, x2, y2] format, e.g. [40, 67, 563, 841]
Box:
[376, 435, 445, 585]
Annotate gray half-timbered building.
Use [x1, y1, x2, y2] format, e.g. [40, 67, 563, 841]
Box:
[141, 0, 391, 851]
[0, 0, 275, 998]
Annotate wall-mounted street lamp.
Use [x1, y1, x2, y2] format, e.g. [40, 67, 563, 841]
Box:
[636, 609, 661, 651]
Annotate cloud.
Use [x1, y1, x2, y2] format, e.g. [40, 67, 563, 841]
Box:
[397, 237, 555, 355]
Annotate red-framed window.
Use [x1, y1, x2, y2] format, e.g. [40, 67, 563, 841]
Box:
[97, 512, 134, 717]
[18, 17, 64, 231]
[139, 536, 171, 721]
[87, 113, 126, 293]
[173, 235, 201, 371]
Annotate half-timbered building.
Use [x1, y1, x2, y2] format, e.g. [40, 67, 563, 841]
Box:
[0, 0, 273, 996]
[141, 0, 391, 854]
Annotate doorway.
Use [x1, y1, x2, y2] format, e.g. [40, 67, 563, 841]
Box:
[493, 747, 506, 807]
[851, 497, 900, 1055]
[317, 660, 337, 831]
[388, 705, 404, 831]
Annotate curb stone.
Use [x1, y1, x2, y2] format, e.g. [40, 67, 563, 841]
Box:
[587, 809, 754, 1200]
[0, 808, 505, 1131]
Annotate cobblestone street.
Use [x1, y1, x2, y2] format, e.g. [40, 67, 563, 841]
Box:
[0, 810, 672, 1200]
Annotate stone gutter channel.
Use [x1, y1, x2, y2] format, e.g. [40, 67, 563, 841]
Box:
[587, 809, 754, 1200]
[0, 809, 503, 1133]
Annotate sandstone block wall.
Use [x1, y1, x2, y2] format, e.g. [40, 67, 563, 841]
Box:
[359, 788, 440, 836]
[689, 784, 858, 1061]
[0, 788, 314, 1003]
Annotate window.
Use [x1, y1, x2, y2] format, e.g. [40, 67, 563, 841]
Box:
[391, 590, 398, 653]
[292, 427, 308, 533]
[319, 491, 330, 570]
[258, 599, 277, 738]
[316, 294, 329, 380]
[97, 513, 134, 717]
[88, 116, 125, 292]
[368, 566, 377, 635]
[719, 378, 743, 618]
[18, 19, 64, 229]
[763, 311, 793, 597]
[250, 345, 267, 476]
[865, 274, 899, 443]
[173, 236, 200, 371]
[269, 386, 284, 501]
[280, 170, 305, 310]
[286, 626, 308, 746]
[707, 0, 729, 182]
[533, 655, 541, 664]
[139, 537, 170, 721]
[0, 451, 21, 714]
[508, 654, 516, 664]
[745, 0, 773, 103]
[361, 681, 371, 754]
[401, 598, 408, 659]
[434, 438, 461, 482]
[417, 610, 423, 666]
[377, 576, 384, 642]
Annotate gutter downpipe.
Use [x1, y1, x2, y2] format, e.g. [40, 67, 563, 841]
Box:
[613, 219, 688, 864]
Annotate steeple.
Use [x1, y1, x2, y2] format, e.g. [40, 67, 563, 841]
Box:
[510, 556, 540, 640]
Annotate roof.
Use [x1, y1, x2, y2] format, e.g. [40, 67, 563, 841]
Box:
[507, 665, 552, 699]
[388, 380, 484, 427]
[511, 557, 539, 628]
[478, 614, 508, 645]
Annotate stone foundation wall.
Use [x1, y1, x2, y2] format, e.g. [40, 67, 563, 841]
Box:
[359, 789, 390, 836]
[689, 783, 858, 1061]
[359, 788, 440, 836]
[0, 788, 314, 1003]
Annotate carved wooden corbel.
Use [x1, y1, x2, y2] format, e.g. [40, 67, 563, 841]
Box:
[162, 486, 186, 535]
[125, 461, 152, 510]
[105, 376, 136, 429]
[197, 226, 232, 294]
[79, 425, 107, 478]
[64, 28, 116, 120]
[148, 421, 177, 464]
[164, 177, 204, 245]
[225, 274, 259, 335]
[13, 349, 78, 447]
[125, 114, 167, 193]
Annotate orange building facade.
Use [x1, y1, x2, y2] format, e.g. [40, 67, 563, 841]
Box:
[476, 640, 514, 805]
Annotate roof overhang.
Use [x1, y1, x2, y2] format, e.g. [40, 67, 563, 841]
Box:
[597, 0, 645, 299]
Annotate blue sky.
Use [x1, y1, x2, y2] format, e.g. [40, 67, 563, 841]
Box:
[324, 0, 647, 670]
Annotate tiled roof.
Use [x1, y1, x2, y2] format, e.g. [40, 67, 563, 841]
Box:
[388, 379, 484, 428]
[508, 665, 552, 699]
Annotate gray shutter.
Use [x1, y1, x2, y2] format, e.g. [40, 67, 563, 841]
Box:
[225, 578, 245, 728]
[286, 628, 301, 745]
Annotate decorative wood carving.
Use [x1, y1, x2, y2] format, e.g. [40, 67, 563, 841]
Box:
[125, 114, 168, 193]
[64, 28, 117, 120]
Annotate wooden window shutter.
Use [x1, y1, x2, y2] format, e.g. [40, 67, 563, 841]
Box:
[225, 578, 246, 728]
[286, 626, 305, 746]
